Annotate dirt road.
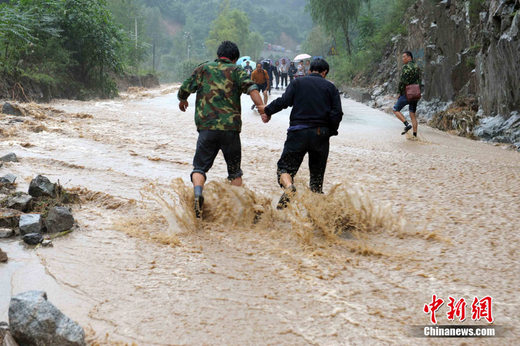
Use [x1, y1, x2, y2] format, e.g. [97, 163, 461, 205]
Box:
[1, 86, 518, 345]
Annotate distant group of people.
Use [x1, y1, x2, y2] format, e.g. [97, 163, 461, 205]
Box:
[246, 58, 317, 111]
[177, 40, 421, 218]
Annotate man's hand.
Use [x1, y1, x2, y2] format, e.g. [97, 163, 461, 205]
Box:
[256, 104, 265, 114]
[179, 100, 189, 112]
[261, 113, 270, 123]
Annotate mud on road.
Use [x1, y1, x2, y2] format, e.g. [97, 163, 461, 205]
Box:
[0, 86, 518, 345]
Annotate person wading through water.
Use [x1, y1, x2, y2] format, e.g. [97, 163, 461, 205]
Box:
[393, 50, 422, 137]
[177, 41, 265, 217]
[258, 58, 343, 209]
[251, 62, 270, 108]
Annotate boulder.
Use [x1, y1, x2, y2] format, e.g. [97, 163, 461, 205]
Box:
[1, 102, 23, 117]
[6, 193, 32, 212]
[22, 233, 43, 245]
[0, 209, 22, 229]
[19, 214, 43, 235]
[0, 174, 17, 184]
[0, 153, 18, 163]
[0, 248, 7, 263]
[28, 175, 56, 198]
[8, 291, 85, 346]
[45, 207, 74, 233]
[0, 228, 15, 238]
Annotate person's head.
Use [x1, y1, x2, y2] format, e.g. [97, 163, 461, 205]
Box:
[275, 61, 279, 66]
[282, 58, 286, 64]
[256, 63, 262, 70]
[217, 41, 240, 63]
[299, 60, 303, 65]
[309, 58, 329, 77]
[290, 62, 295, 66]
[402, 51, 413, 64]
[246, 61, 250, 66]
[305, 60, 310, 65]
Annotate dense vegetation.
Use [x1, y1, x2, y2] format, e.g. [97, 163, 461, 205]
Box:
[0, 0, 311, 99]
[303, 0, 417, 85]
[1, 0, 419, 100]
[1, 0, 123, 99]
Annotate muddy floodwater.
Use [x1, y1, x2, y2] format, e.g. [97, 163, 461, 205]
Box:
[0, 86, 519, 345]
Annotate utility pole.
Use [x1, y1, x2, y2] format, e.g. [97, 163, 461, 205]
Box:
[184, 32, 192, 61]
[134, 17, 138, 49]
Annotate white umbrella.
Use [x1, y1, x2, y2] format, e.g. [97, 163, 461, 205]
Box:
[293, 53, 311, 61]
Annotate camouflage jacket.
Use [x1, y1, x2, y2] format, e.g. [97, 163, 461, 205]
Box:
[398, 61, 421, 95]
[178, 58, 258, 132]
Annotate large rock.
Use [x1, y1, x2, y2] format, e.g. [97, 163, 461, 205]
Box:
[6, 193, 33, 212]
[45, 207, 74, 233]
[1, 102, 23, 117]
[0, 153, 18, 163]
[474, 111, 520, 148]
[8, 291, 85, 346]
[28, 175, 56, 198]
[0, 209, 22, 229]
[0, 228, 15, 238]
[0, 174, 17, 184]
[19, 214, 43, 235]
[22, 233, 43, 245]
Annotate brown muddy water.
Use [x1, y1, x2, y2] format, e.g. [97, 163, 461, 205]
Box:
[0, 86, 519, 345]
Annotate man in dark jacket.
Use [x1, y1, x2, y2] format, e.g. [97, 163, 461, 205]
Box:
[257, 58, 343, 209]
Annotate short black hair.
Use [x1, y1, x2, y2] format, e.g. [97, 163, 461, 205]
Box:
[217, 41, 240, 61]
[310, 58, 329, 74]
[403, 51, 413, 60]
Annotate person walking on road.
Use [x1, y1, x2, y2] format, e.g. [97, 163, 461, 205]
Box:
[288, 62, 297, 83]
[243, 60, 253, 77]
[257, 58, 343, 209]
[279, 58, 289, 89]
[251, 62, 270, 107]
[177, 41, 264, 217]
[273, 60, 280, 89]
[393, 51, 422, 138]
[296, 60, 305, 78]
[265, 60, 274, 95]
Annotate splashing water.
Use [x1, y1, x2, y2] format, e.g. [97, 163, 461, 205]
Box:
[133, 179, 406, 252]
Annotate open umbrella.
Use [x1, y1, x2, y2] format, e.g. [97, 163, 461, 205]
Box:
[293, 53, 311, 61]
[236, 56, 251, 66]
[278, 56, 290, 65]
[237, 56, 256, 68]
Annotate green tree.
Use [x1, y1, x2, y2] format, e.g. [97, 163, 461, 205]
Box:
[302, 25, 331, 57]
[205, 1, 262, 59]
[59, 0, 123, 96]
[307, 0, 368, 55]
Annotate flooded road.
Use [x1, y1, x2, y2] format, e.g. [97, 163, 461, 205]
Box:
[1, 86, 519, 344]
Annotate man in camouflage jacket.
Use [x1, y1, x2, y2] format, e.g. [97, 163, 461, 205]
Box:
[178, 41, 265, 217]
[393, 51, 422, 138]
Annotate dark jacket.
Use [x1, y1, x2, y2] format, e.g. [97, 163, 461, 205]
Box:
[288, 64, 297, 77]
[264, 73, 343, 135]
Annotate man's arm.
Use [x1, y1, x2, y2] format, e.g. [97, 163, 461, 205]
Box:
[178, 66, 201, 111]
[328, 87, 344, 136]
[262, 81, 296, 117]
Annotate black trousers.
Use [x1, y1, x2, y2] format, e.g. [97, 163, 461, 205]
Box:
[277, 127, 330, 193]
[192, 130, 242, 181]
[280, 73, 288, 87]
